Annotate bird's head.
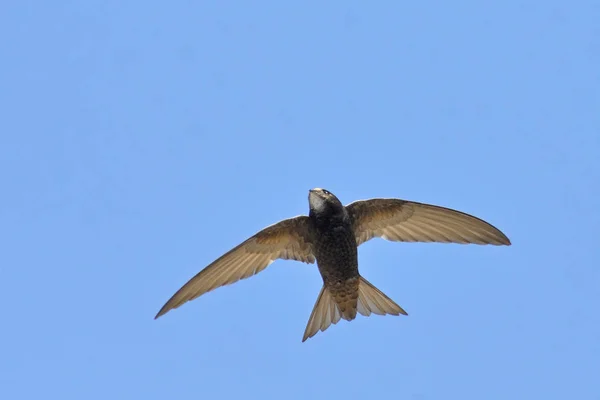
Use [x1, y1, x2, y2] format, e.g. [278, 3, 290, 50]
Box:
[308, 188, 344, 216]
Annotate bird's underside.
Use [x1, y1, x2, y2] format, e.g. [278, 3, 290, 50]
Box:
[155, 189, 511, 341]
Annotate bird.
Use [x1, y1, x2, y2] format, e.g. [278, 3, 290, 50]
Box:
[155, 188, 511, 341]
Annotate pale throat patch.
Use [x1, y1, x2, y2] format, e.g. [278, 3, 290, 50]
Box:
[309, 192, 327, 212]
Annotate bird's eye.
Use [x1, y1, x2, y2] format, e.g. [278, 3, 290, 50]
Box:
[322, 189, 330, 195]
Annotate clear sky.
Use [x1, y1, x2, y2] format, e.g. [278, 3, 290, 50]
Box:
[1, 1, 599, 399]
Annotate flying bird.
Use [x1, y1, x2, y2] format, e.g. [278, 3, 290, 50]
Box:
[155, 188, 511, 341]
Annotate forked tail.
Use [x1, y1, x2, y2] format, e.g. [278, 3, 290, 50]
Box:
[302, 276, 407, 342]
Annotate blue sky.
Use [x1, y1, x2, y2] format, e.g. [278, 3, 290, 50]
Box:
[1, 1, 599, 399]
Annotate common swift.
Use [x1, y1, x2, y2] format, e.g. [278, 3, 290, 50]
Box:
[155, 188, 511, 341]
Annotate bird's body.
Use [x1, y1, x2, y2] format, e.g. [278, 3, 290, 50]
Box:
[155, 188, 511, 341]
[309, 192, 361, 320]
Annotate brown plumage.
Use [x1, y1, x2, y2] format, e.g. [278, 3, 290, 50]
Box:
[155, 188, 511, 341]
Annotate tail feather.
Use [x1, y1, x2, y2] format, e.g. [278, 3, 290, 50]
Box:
[302, 287, 342, 342]
[356, 276, 408, 317]
[302, 276, 408, 342]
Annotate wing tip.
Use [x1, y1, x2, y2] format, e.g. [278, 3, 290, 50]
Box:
[496, 233, 511, 246]
[154, 302, 174, 320]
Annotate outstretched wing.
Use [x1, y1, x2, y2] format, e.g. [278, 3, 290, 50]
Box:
[155, 216, 315, 319]
[347, 199, 511, 247]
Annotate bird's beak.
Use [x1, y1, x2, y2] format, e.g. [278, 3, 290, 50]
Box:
[309, 188, 324, 200]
